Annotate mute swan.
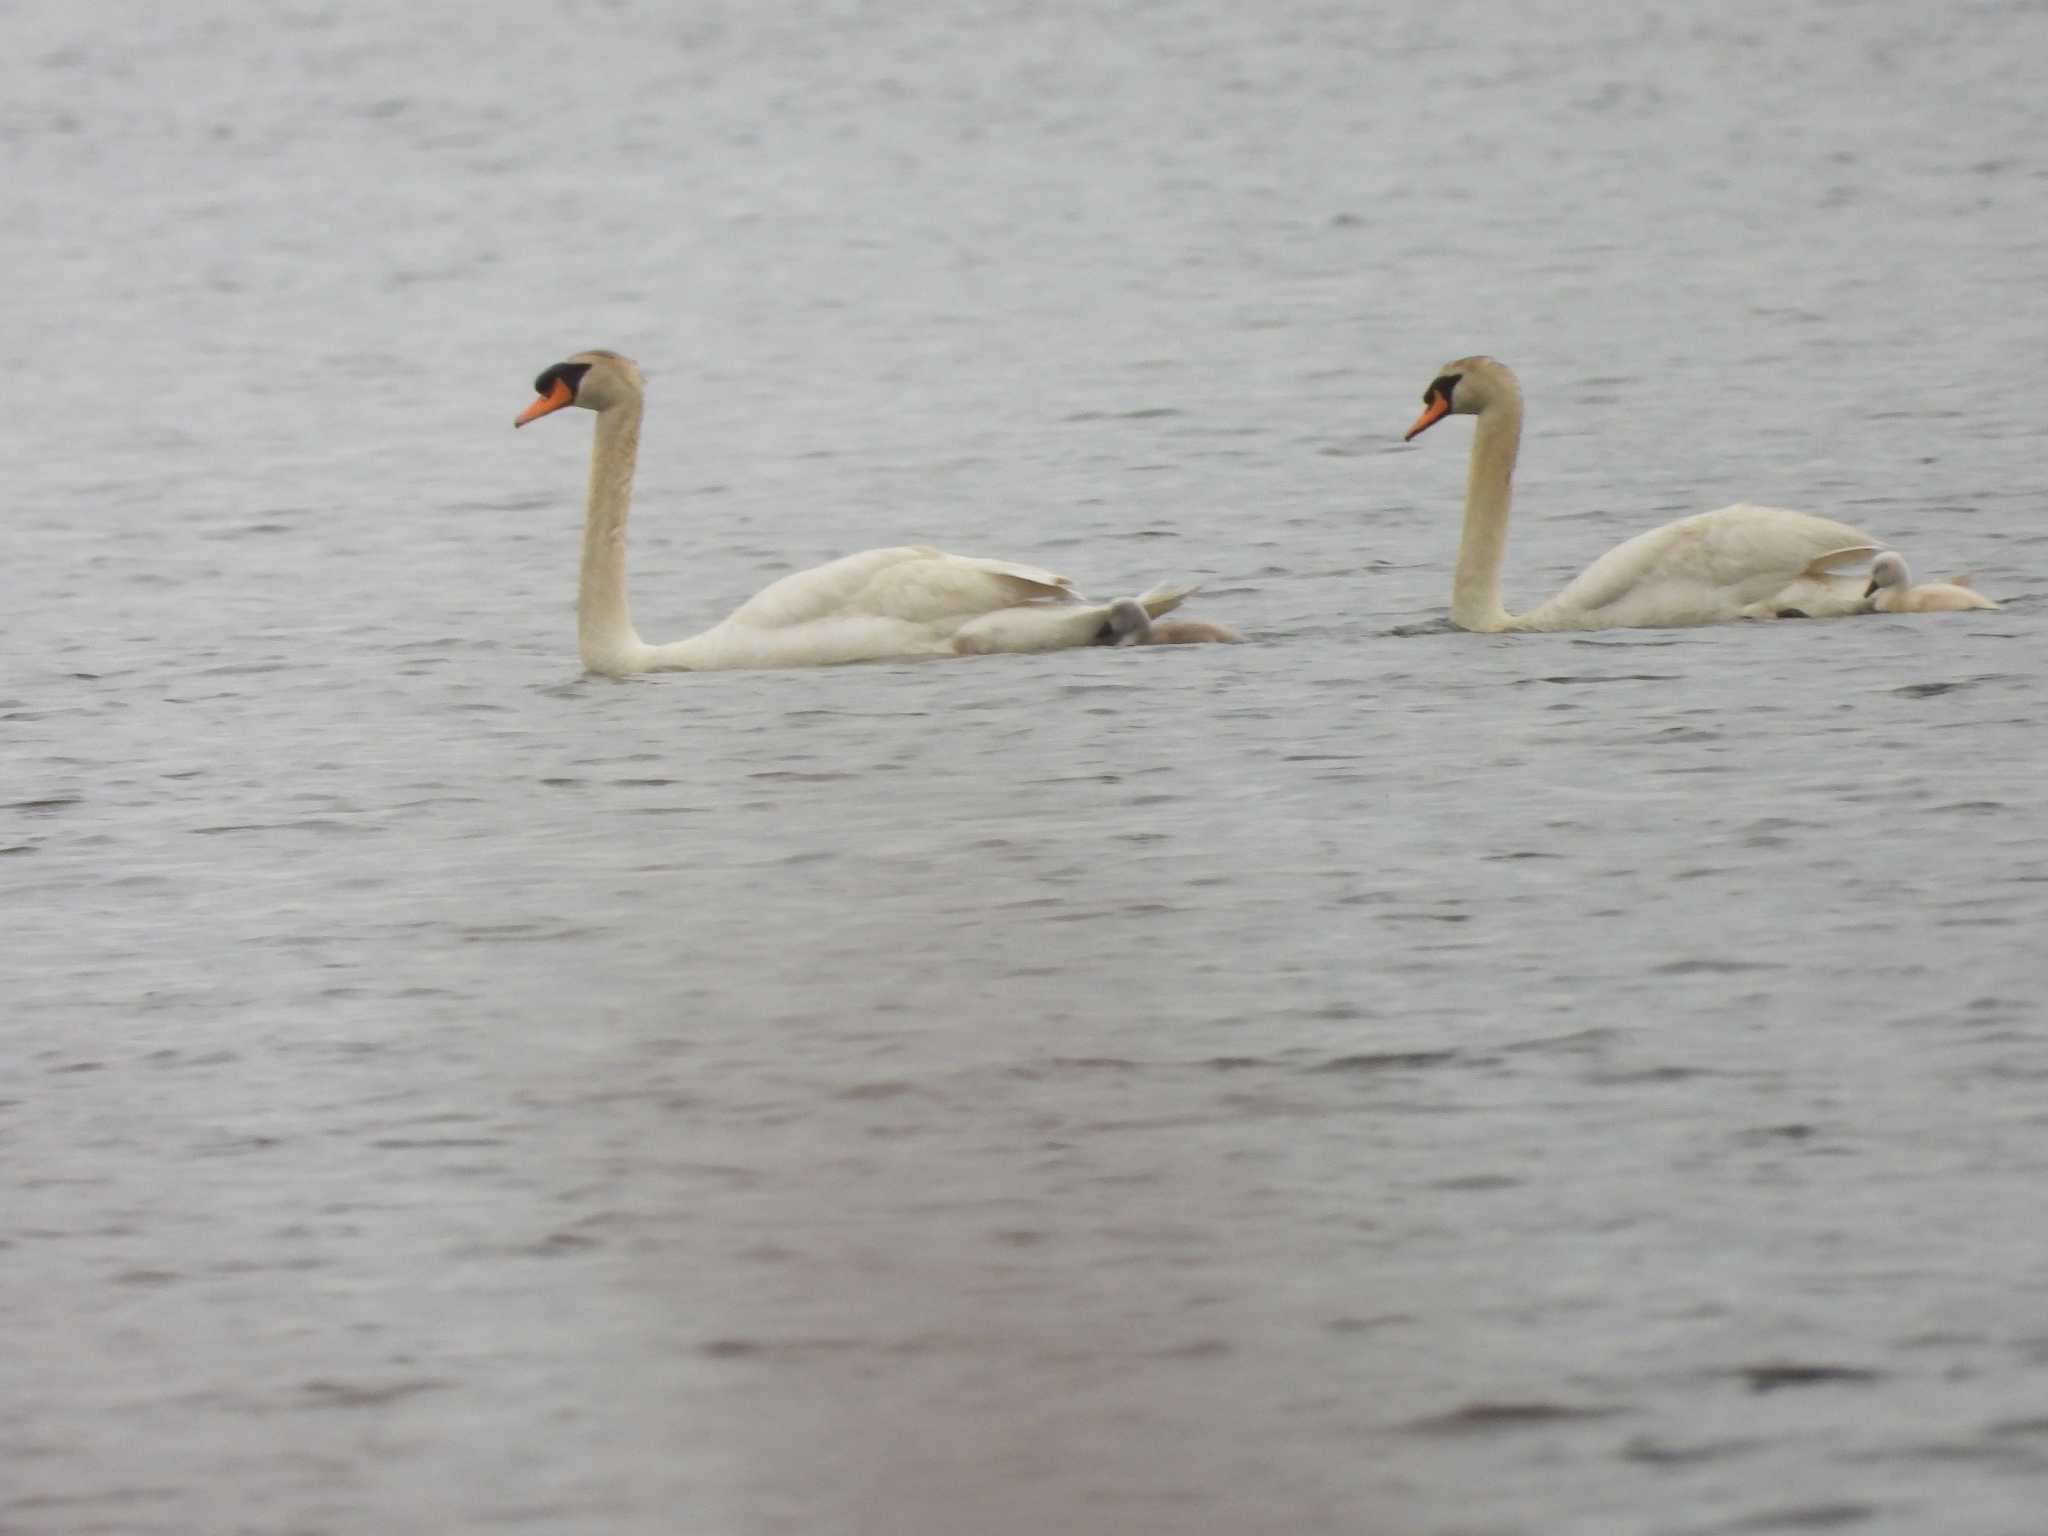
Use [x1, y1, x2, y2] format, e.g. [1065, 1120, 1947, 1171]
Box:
[1402, 357, 1886, 631]
[1864, 551, 1999, 612]
[514, 350, 1225, 675]
[1099, 600, 1247, 646]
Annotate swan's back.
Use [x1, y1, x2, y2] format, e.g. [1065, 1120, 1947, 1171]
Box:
[719, 547, 1074, 631]
[1534, 505, 1878, 628]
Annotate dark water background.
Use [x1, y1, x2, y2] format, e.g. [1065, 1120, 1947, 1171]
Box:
[6, 2, 2047, 1531]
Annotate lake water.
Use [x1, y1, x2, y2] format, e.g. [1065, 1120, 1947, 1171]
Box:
[6, 2, 2047, 1532]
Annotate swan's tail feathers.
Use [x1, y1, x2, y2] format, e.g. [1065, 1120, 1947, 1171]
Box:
[1801, 545, 1885, 578]
[1136, 580, 1200, 619]
[1101, 597, 1154, 647]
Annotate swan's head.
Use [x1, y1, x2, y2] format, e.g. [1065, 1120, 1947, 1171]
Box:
[1404, 356, 1519, 441]
[1099, 597, 1154, 646]
[1864, 551, 1910, 598]
[514, 349, 645, 427]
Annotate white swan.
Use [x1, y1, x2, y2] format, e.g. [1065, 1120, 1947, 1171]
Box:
[514, 350, 1223, 674]
[1864, 551, 1999, 612]
[1402, 356, 1886, 631]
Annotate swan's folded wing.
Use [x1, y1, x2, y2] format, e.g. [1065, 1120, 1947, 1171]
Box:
[930, 554, 1077, 597]
[1799, 545, 1884, 578]
[848, 553, 1078, 624]
[721, 547, 952, 629]
[720, 546, 1075, 631]
[1541, 507, 1884, 624]
[1135, 580, 1199, 618]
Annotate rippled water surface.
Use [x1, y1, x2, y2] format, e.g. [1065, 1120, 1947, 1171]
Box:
[7, 2, 2048, 1532]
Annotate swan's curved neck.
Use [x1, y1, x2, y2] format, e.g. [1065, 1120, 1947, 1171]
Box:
[579, 397, 650, 672]
[1451, 389, 1523, 633]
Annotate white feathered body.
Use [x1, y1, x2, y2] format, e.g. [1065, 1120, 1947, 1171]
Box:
[633, 548, 1196, 672]
[1514, 504, 1881, 630]
[521, 352, 1224, 676]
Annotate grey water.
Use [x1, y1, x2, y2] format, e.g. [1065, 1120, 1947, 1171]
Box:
[6, 1, 2048, 1531]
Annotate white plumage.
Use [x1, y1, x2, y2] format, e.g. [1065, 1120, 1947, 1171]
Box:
[1404, 356, 1888, 631]
[514, 350, 1224, 675]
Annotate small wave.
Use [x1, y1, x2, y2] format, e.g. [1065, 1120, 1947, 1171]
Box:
[1310, 1049, 1460, 1073]
[1619, 1434, 1765, 1465]
[1732, 1362, 1885, 1392]
[1588, 1065, 1717, 1085]
[1407, 1401, 1626, 1434]
[1720, 1501, 1880, 1531]
[1654, 958, 1785, 975]
[298, 1378, 452, 1411]
[1502, 1027, 1621, 1054]
[1519, 672, 1682, 685]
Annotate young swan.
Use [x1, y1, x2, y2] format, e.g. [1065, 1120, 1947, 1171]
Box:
[1863, 551, 1999, 613]
[1099, 599, 1246, 646]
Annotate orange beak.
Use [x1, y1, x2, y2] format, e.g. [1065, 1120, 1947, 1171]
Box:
[1404, 390, 1451, 442]
[514, 377, 574, 428]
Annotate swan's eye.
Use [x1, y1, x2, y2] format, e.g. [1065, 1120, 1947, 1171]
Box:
[530, 361, 595, 400]
[1426, 373, 1461, 405]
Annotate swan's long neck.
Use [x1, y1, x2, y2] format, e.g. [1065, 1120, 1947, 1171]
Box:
[1450, 389, 1523, 633]
[578, 397, 650, 672]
